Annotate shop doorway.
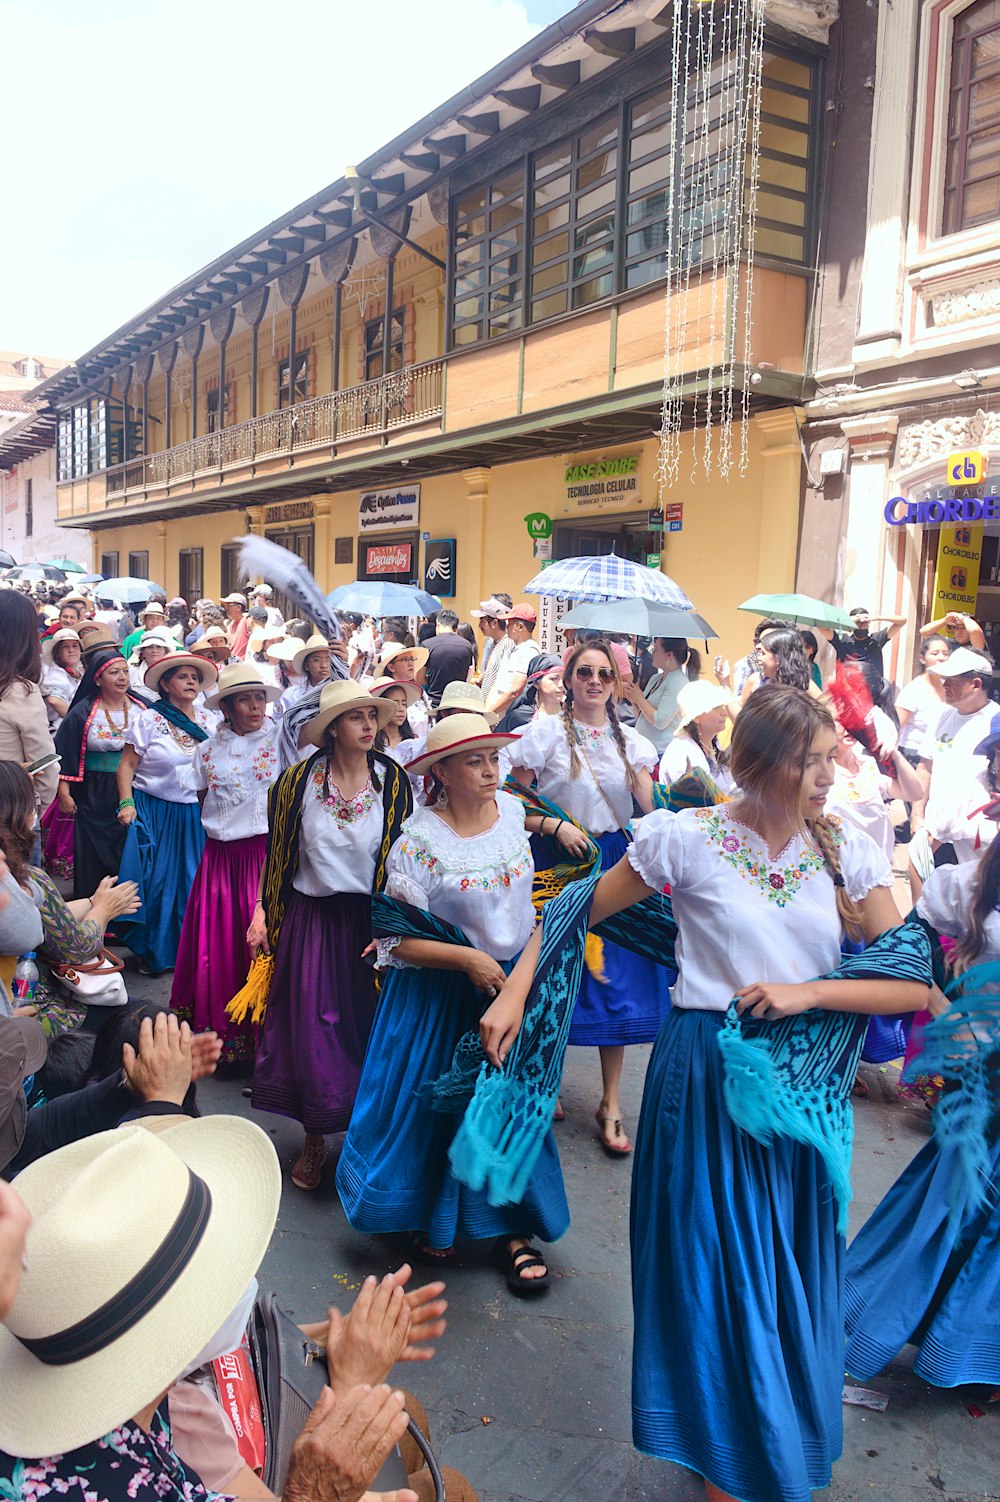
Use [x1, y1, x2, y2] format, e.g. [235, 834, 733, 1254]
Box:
[265, 525, 314, 621]
[554, 512, 661, 564]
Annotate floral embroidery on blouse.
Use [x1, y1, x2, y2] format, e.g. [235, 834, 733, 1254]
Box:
[91, 707, 129, 746]
[252, 742, 278, 781]
[697, 806, 841, 905]
[311, 766, 376, 824]
[458, 854, 531, 893]
[574, 722, 613, 746]
[396, 837, 440, 873]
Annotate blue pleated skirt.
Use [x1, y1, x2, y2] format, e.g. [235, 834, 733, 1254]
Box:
[631, 1009, 844, 1502]
[336, 961, 569, 1247]
[555, 829, 672, 1046]
[118, 792, 205, 975]
[845, 1133, 1000, 1386]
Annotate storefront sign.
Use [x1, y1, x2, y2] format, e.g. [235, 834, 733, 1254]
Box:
[365, 542, 413, 577]
[424, 538, 455, 597]
[884, 487, 1000, 526]
[524, 512, 553, 540]
[946, 450, 987, 485]
[646, 552, 662, 568]
[533, 536, 553, 561]
[538, 593, 569, 651]
[265, 500, 312, 523]
[666, 503, 683, 533]
[564, 454, 640, 507]
[930, 522, 983, 616]
[358, 485, 420, 532]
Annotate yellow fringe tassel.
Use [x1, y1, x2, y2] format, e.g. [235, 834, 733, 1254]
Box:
[584, 933, 607, 984]
[227, 954, 274, 1025]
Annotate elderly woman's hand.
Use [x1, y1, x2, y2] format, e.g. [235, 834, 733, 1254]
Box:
[284, 1384, 415, 1502]
[91, 876, 141, 923]
[122, 1012, 192, 1105]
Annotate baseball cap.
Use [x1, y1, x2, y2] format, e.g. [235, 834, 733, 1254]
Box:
[470, 597, 509, 620]
[974, 711, 1000, 758]
[220, 592, 247, 606]
[506, 604, 537, 623]
[927, 646, 993, 679]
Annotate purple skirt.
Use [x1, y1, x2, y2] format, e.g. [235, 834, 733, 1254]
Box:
[251, 889, 376, 1135]
[170, 834, 267, 1064]
[40, 799, 74, 882]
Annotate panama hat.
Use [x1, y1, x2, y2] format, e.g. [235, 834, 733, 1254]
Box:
[205, 662, 281, 711]
[190, 626, 231, 657]
[434, 680, 498, 725]
[138, 601, 165, 619]
[128, 628, 174, 666]
[301, 680, 396, 747]
[144, 651, 218, 693]
[368, 675, 423, 708]
[247, 620, 285, 657]
[374, 640, 429, 676]
[79, 623, 117, 655]
[292, 633, 333, 675]
[0, 1118, 280, 1459]
[266, 636, 302, 663]
[676, 680, 731, 728]
[42, 628, 81, 667]
[406, 712, 518, 777]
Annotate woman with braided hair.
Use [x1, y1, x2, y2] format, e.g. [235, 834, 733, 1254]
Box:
[483, 686, 928, 1502]
[509, 638, 670, 1155]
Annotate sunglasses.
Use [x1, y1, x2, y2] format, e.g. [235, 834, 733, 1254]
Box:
[574, 665, 615, 683]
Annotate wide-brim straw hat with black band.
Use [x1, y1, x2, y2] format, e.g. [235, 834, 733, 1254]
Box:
[0, 1118, 280, 1458]
[205, 663, 281, 711]
[373, 641, 429, 676]
[367, 675, 423, 708]
[406, 712, 519, 777]
[433, 681, 498, 724]
[190, 627, 230, 657]
[301, 680, 397, 747]
[144, 651, 219, 693]
[291, 633, 332, 675]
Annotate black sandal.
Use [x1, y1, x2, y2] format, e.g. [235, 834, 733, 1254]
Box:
[493, 1236, 549, 1295]
[408, 1233, 456, 1266]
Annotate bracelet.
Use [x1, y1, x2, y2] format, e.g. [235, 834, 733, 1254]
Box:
[117, 798, 135, 811]
[555, 819, 564, 836]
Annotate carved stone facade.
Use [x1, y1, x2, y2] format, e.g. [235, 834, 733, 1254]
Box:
[763, 0, 839, 44]
[896, 408, 1000, 471]
[930, 277, 1000, 329]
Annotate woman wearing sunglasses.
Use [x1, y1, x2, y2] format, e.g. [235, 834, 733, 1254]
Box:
[508, 638, 670, 1155]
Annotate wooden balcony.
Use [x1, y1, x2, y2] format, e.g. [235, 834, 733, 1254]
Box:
[58, 359, 445, 518]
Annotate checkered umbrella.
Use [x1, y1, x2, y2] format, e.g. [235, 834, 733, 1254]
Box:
[94, 576, 164, 607]
[522, 552, 694, 607]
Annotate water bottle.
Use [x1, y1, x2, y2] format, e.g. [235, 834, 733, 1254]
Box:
[12, 952, 39, 1006]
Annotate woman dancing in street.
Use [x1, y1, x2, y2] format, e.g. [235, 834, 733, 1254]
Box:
[508, 637, 668, 1155]
[483, 688, 929, 1502]
[337, 712, 567, 1291]
[170, 663, 281, 1072]
[248, 681, 412, 1190]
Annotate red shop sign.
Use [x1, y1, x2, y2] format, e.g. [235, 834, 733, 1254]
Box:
[366, 542, 412, 576]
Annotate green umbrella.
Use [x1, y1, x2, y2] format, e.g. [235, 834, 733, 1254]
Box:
[738, 593, 853, 632]
[44, 558, 87, 574]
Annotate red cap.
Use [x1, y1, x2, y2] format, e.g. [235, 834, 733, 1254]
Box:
[506, 604, 537, 623]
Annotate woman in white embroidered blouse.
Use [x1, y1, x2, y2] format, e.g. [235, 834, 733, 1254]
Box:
[509, 638, 670, 1157]
[115, 653, 219, 976]
[170, 664, 282, 1072]
[337, 713, 568, 1294]
[482, 688, 927, 1502]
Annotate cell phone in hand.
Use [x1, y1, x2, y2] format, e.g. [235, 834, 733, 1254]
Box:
[26, 753, 59, 777]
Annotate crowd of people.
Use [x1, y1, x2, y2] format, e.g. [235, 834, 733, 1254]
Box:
[0, 567, 997, 1502]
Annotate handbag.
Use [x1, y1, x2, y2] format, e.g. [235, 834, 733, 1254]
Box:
[52, 947, 128, 1008]
[248, 1291, 444, 1500]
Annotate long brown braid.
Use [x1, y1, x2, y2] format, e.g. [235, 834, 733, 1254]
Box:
[562, 640, 638, 793]
[806, 814, 864, 941]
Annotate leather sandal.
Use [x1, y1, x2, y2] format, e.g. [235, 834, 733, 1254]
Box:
[595, 1110, 632, 1156]
[493, 1236, 549, 1295]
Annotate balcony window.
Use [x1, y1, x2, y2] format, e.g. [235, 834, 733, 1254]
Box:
[206, 382, 235, 433]
[944, 0, 1000, 235]
[364, 307, 405, 381]
[448, 42, 817, 349]
[278, 351, 310, 409]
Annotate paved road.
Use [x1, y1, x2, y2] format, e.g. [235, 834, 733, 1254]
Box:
[128, 961, 998, 1502]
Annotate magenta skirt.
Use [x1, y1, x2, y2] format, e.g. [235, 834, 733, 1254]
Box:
[170, 834, 267, 1066]
[40, 799, 74, 882]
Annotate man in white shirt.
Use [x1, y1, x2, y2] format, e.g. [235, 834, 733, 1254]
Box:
[921, 646, 997, 863]
[486, 603, 538, 718]
[471, 597, 512, 695]
[249, 583, 284, 630]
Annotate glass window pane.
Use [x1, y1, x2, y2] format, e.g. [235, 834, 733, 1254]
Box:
[491, 169, 522, 202]
[958, 1, 1000, 40]
[491, 199, 523, 232]
[490, 257, 520, 286]
[573, 245, 613, 280]
[532, 172, 570, 208]
[973, 29, 1000, 69]
[628, 188, 669, 226]
[964, 175, 1000, 222]
[454, 296, 482, 322]
[577, 150, 616, 190]
[631, 87, 670, 134]
[489, 282, 520, 312]
[572, 273, 613, 308]
[755, 189, 806, 228]
[575, 214, 614, 248]
[455, 244, 484, 271]
[967, 126, 1000, 171]
[532, 229, 570, 264]
[532, 290, 567, 321]
[625, 256, 666, 290]
[533, 204, 569, 239]
[969, 75, 1000, 129]
[532, 263, 568, 295]
[454, 270, 484, 297]
[456, 186, 486, 219]
[754, 225, 805, 259]
[629, 158, 669, 197]
[490, 225, 522, 258]
[490, 306, 522, 337]
[452, 321, 482, 347]
[757, 121, 809, 158]
[627, 224, 669, 260]
[579, 114, 617, 159]
[761, 85, 809, 125]
[758, 156, 808, 195]
[535, 141, 572, 179]
[630, 119, 671, 162]
[455, 216, 485, 242]
[576, 180, 616, 219]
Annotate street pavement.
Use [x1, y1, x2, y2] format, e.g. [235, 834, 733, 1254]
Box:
[128, 963, 999, 1502]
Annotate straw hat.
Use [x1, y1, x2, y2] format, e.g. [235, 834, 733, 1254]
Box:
[266, 636, 303, 663]
[0, 1118, 280, 1458]
[406, 712, 518, 777]
[301, 680, 396, 747]
[190, 626, 231, 657]
[138, 601, 165, 620]
[373, 640, 429, 677]
[79, 624, 118, 656]
[676, 679, 731, 728]
[368, 676, 423, 708]
[292, 633, 332, 675]
[144, 651, 219, 693]
[247, 620, 285, 657]
[128, 628, 174, 666]
[42, 628, 81, 667]
[434, 680, 498, 725]
[205, 662, 281, 711]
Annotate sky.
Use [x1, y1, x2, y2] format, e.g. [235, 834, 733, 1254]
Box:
[1, 0, 570, 360]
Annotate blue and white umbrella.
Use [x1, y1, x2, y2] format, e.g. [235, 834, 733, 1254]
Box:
[522, 552, 694, 607]
[327, 581, 442, 617]
[94, 576, 164, 607]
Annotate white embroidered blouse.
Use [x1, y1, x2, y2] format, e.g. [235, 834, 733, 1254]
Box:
[126, 707, 216, 803]
[628, 804, 894, 1012]
[377, 791, 534, 965]
[185, 725, 281, 841]
[511, 712, 658, 833]
[293, 763, 386, 897]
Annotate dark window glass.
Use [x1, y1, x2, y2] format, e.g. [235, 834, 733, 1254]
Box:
[206, 384, 234, 433]
[944, 0, 1000, 234]
[128, 551, 149, 579]
[364, 307, 405, 381]
[178, 548, 204, 607]
[277, 351, 309, 409]
[100, 551, 119, 579]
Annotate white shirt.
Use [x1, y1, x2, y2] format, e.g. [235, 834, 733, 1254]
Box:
[185, 725, 281, 841]
[824, 755, 895, 865]
[512, 712, 658, 833]
[918, 860, 1000, 963]
[40, 664, 78, 731]
[127, 706, 216, 803]
[923, 700, 997, 861]
[380, 793, 534, 962]
[293, 764, 385, 896]
[628, 805, 893, 1011]
[895, 673, 946, 757]
[497, 639, 537, 693]
[481, 634, 514, 698]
